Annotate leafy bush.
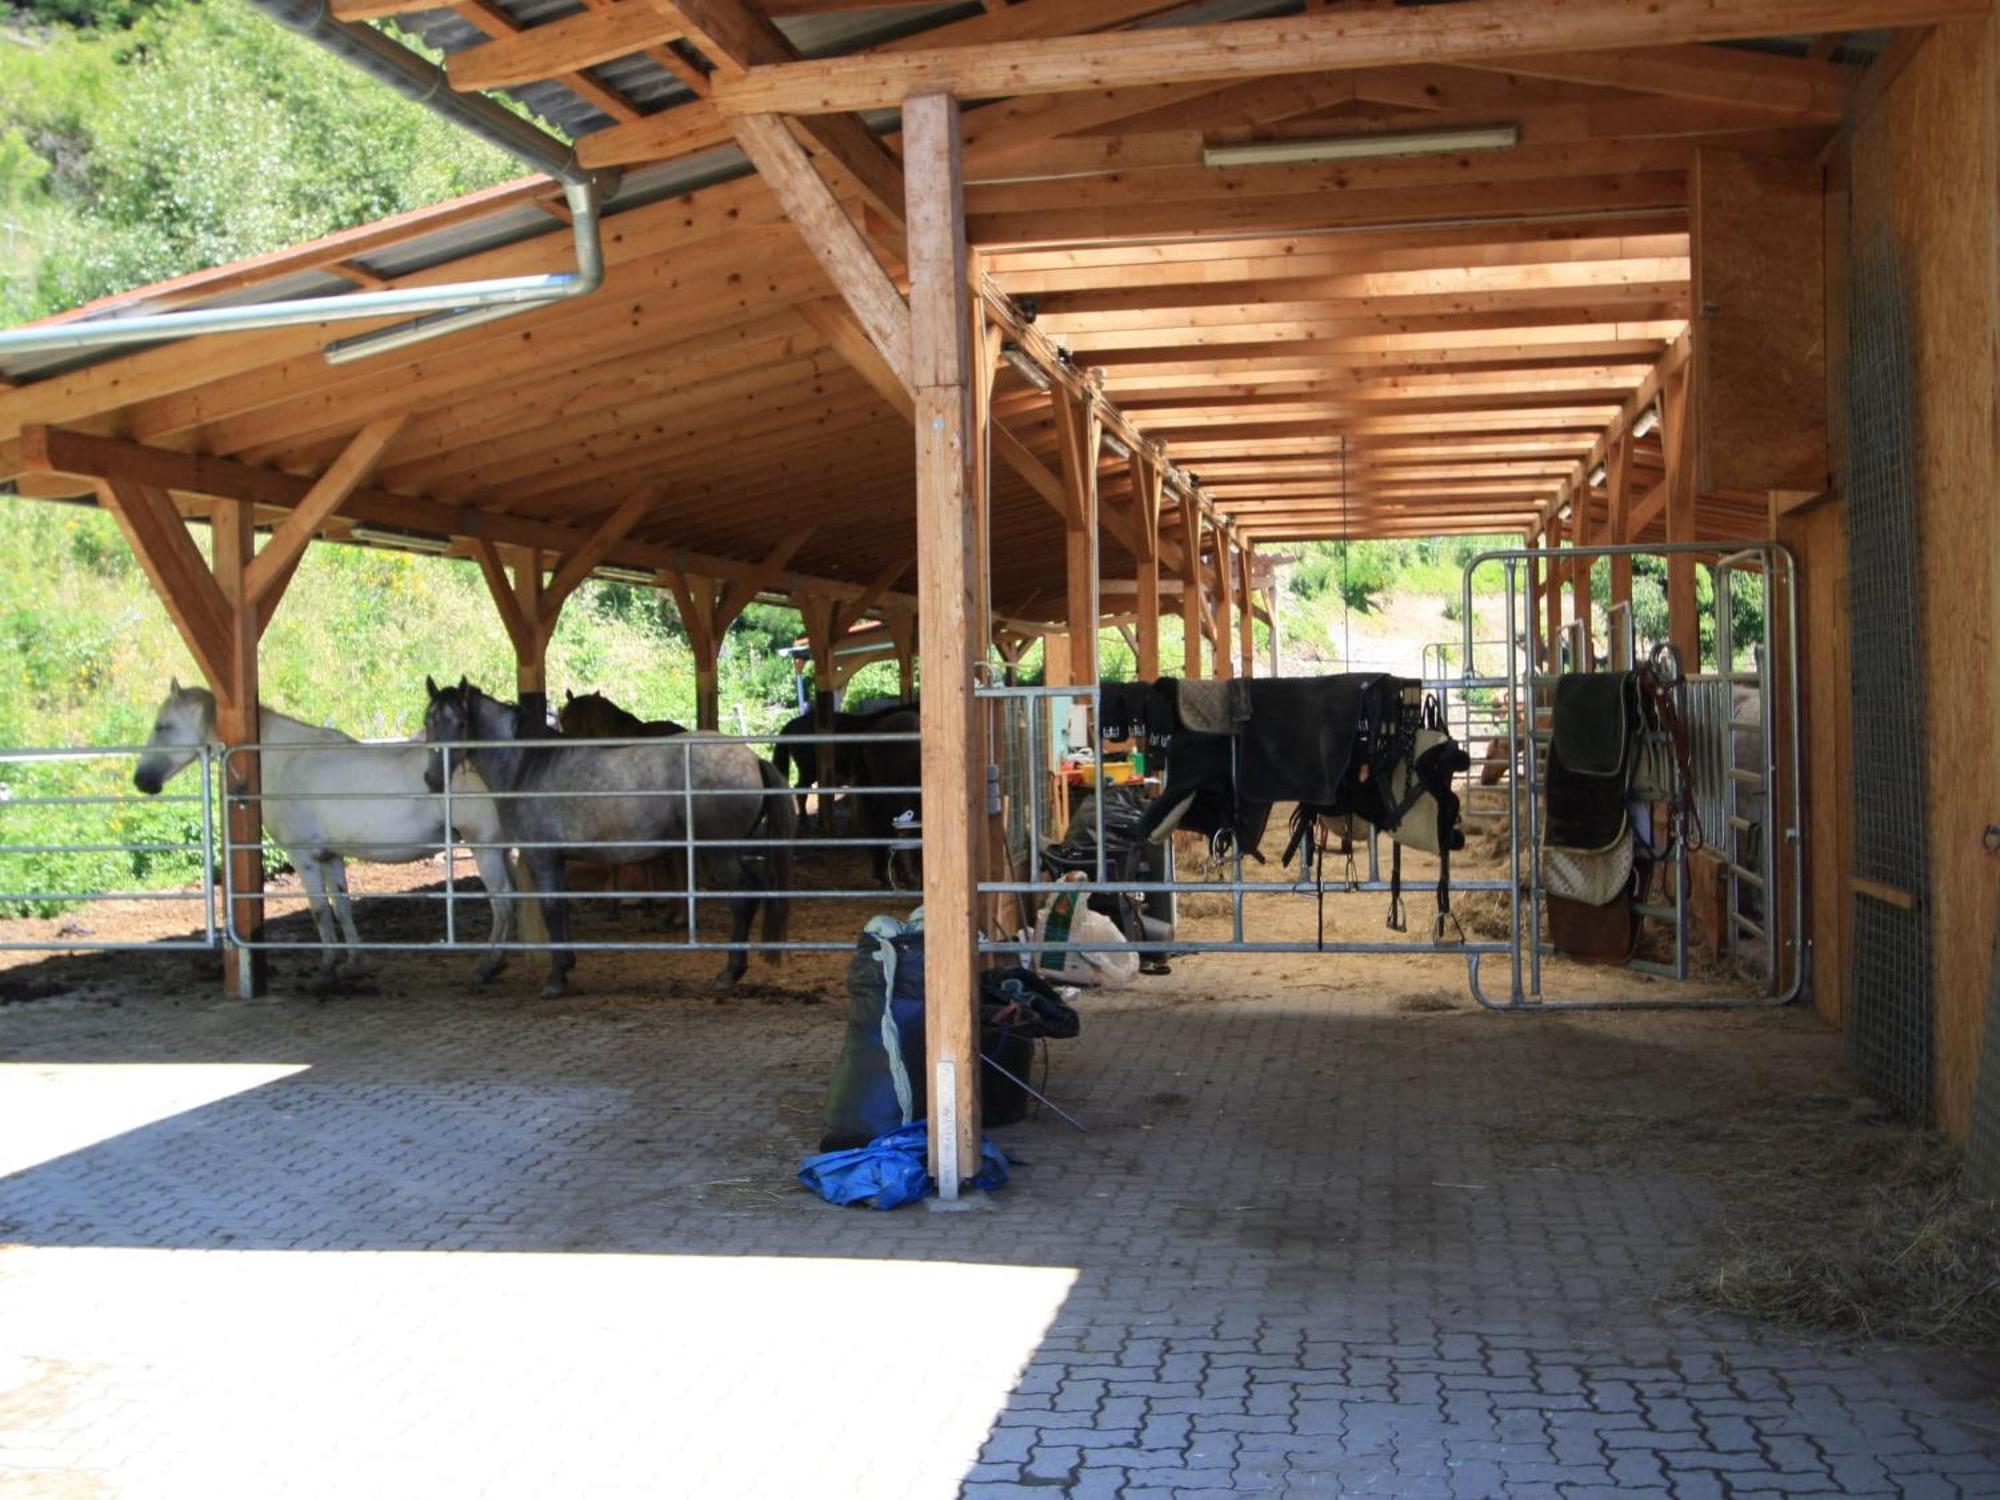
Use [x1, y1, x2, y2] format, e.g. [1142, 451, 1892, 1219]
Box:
[0, 2, 520, 321]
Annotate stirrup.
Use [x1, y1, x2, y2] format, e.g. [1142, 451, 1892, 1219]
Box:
[1433, 909, 1466, 947]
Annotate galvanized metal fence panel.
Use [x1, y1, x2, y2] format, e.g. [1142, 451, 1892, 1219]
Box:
[0, 745, 217, 951]
[1844, 233, 1934, 1124]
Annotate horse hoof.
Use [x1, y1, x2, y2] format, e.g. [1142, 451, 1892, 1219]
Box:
[539, 980, 567, 1000]
[473, 959, 506, 985]
[709, 973, 740, 994]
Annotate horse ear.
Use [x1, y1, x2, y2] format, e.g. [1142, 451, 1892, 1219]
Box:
[426, 675, 440, 700]
[564, 688, 574, 703]
[458, 675, 471, 692]
[169, 676, 181, 697]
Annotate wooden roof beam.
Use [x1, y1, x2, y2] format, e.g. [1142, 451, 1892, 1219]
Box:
[19, 425, 915, 611]
[1542, 328, 1692, 525]
[445, 3, 684, 91]
[575, 0, 1191, 169]
[706, 0, 1983, 116]
[1454, 45, 1856, 118]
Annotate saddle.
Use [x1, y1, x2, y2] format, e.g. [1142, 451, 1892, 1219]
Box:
[1120, 673, 1469, 938]
[1132, 678, 1272, 859]
[1278, 679, 1469, 939]
[1541, 658, 1699, 963]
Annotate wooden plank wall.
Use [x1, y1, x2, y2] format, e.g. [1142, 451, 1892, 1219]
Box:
[1693, 149, 1828, 493]
[1836, 18, 2000, 1139]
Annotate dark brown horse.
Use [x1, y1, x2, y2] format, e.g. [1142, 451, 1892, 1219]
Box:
[560, 690, 687, 740]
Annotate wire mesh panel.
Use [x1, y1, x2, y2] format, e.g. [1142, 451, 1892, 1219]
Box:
[1844, 234, 1933, 1123]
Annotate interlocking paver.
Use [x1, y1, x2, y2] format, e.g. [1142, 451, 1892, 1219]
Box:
[0, 959, 1992, 1499]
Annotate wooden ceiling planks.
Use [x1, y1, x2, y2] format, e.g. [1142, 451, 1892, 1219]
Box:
[0, 2, 1921, 616]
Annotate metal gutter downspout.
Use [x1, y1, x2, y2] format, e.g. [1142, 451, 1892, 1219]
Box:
[0, 0, 611, 364]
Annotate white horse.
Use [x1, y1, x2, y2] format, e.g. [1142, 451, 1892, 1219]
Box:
[133, 680, 514, 990]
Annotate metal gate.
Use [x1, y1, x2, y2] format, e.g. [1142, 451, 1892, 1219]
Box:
[1453, 539, 1802, 1010]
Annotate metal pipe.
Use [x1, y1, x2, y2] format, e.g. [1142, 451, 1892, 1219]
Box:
[255, 0, 587, 183]
[0, 180, 604, 362]
[0, 0, 610, 365]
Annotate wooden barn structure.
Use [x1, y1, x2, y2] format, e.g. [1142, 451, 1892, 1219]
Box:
[0, 0, 1995, 1182]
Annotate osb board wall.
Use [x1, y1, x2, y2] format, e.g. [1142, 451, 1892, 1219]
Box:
[1844, 18, 2000, 1140]
[1780, 498, 1852, 1029]
[1693, 149, 1828, 494]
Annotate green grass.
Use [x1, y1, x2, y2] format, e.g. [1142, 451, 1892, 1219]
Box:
[0, 497, 820, 915]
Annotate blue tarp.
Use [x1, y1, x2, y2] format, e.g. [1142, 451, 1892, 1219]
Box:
[797, 1123, 1011, 1210]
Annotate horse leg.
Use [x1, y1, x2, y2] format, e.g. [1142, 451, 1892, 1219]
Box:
[702, 851, 752, 992]
[525, 849, 575, 998]
[326, 857, 368, 979]
[470, 843, 512, 984]
[862, 803, 892, 888]
[297, 859, 341, 990]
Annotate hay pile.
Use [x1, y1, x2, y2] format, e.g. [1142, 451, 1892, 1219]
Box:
[1510, 1076, 2000, 1354]
[1681, 1128, 2000, 1352]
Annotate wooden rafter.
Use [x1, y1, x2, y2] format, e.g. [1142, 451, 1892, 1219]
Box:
[705, 0, 1980, 115]
[243, 416, 404, 607]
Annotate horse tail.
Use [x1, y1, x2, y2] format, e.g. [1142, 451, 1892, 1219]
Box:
[756, 757, 795, 958]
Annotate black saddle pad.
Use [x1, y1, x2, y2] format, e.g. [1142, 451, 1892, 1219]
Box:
[1546, 672, 1639, 850]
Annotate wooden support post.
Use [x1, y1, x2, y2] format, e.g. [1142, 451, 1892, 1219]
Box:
[669, 531, 812, 733]
[1132, 448, 1163, 682]
[1214, 520, 1236, 681]
[1238, 538, 1256, 680]
[1523, 526, 1543, 669]
[473, 541, 557, 714]
[889, 610, 918, 701]
[512, 548, 548, 703]
[1606, 433, 1635, 642]
[1179, 493, 1204, 678]
[665, 570, 723, 730]
[210, 499, 265, 1000]
[1568, 489, 1592, 671]
[905, 90, 982, 1190]
[797, 592, 841, 818]
[1542, 516, 1562, 669]
[1661, 362, 1700, 668]
[1053, 382, 1102, 688]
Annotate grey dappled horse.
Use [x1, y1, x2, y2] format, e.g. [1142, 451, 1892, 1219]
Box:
[420, 678, 793, 997]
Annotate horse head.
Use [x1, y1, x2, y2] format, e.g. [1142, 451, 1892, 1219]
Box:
[133, 678, 216, 795]
[421, 675, 507, 792]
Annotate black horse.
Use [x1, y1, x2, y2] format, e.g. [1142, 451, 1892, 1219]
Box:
[771, 699, 920, 885]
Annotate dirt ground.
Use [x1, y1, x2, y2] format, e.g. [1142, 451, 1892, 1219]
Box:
[0, 817, 1759, 1012]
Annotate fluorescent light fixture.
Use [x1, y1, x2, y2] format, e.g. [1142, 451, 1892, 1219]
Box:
[348, 524, 451, 554]
[1588, 465, 1608, 488]
[592, 565, 657, 587]
[1204, 125, 1519, 170]
[1633, 404, 1661, 439]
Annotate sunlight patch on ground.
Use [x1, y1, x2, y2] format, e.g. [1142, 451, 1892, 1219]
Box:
[0, 1247, 1076, 1499]
[0, 1064, 309, 1181]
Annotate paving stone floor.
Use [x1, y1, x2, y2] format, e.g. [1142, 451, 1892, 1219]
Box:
[0, 955, 1996, 1498]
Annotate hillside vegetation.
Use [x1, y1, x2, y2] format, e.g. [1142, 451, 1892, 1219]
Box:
[0, 0, 519, 323]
